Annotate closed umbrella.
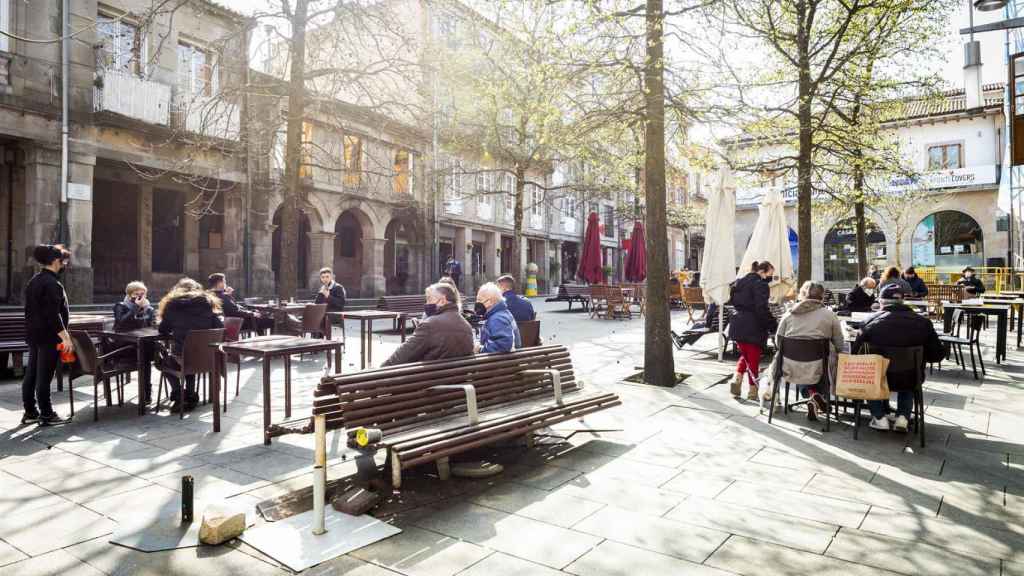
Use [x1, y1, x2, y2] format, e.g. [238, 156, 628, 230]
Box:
[738, 188, 796, 301]
[624, 220, 647, 282]
[577, 212, 603, 284]
[700, 166, 736, 361]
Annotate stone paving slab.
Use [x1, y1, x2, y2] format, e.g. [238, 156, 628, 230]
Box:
[706, 534, 904, 576]
[858, 506, 1024, 562]
[348, 525, 491, 576]
[825, 527, 1000, 576]
[0, 548, 105, 576]
[0, 498, 116, 556]
[715, 480, 871, 527]
[564, 540, 733, 576]
[471, 481, 606, 528]
[571, 505, 729, 564]
[0, 539, 26, 568]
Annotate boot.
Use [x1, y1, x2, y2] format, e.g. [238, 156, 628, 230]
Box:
[747, 382, 760, 401]
[730, 373, 742, 397]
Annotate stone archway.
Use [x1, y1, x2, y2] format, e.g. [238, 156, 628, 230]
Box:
[912, 210, 984, 271]
[333, 210, 366, 297]
[384, 217, 419, 295]
[271, 207, 312, 291]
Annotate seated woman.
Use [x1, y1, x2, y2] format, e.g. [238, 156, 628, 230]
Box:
[112, 281, 157, 402]
[156, 278, 223, 413]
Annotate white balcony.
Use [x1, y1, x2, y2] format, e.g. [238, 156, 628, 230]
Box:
[561, 216, 578, 234]
[444, 198, 464, 215]
[477, 201, 493, 221]
[172, 91, 240, 140]
[529, 213, 544, 230]
[93, 69, 171, 125]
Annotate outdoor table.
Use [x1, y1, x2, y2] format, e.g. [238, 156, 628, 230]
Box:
[329, 310, 400, 370]
[942, 302, 1010, 363]
[982, 297, 1024, 347]
[212, 335, 344, 444]
[250, 302, 332, 338]
[95, 327, 169, 415]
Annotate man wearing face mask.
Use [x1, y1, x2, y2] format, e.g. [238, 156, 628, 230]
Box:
[474, 282, 521, 353]
[846, 277, 877, 313]
[381, 283, 473, 367]
[955, 266, 985, 296]
[22, 244, 72, 425]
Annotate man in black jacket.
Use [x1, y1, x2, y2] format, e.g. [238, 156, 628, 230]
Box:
[113, 281, 156, 331]
[314, 268, 346, 311]
[853, 284, 944, 433]
[207, 273, 273, 334]
[22, 244, 72, 425]
[956, 266, 986, 296]
[845, 277, 877, 313]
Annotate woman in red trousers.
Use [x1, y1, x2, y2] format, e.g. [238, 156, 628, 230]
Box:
[727, 261, 777, 400]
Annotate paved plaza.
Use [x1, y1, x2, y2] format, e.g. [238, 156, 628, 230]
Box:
[0, 300, 1022, 575]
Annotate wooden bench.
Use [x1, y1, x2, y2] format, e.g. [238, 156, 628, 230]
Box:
[545, 284, 591, 311]
[283, 345, 620, 489]
[0, 313, 28, 376]
[378, 295, 427, 341]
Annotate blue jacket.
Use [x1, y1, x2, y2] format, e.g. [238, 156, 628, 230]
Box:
[479, 300, 521, 353]
[904, 275, 928, 297]
[502, 290, 536, 322]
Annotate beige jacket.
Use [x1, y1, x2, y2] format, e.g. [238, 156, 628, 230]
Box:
[771, 299, 848, 386]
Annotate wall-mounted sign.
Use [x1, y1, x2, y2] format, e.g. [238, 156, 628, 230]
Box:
[887, 165, 998, 192]
[66, 183, 92, 201]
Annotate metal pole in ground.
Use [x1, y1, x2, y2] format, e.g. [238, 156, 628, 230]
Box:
[312, 414, 327, 535]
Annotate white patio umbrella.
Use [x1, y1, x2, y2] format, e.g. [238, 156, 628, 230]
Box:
[700, 166, 737, 361]
[738, 188, 796, 301]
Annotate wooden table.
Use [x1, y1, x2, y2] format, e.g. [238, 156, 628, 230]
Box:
[95, 327, 169, 415]
[250, 302, 333, 339]
[212, 335, 344, 444]
[942, 303, 1010, 363]
[329, 310, 400, 370]
[982, 297, 1024, 347]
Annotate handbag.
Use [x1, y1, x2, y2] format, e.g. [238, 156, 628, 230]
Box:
[835, 353, 890, 400]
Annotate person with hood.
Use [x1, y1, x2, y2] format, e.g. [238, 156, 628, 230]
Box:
[770, 281, 848, 421]
[902, 267, 928, 298]
[853, 284, 944, 433]
[956, 266, 985, 296]
[728, 261, 777, 400]
[157, 278, 224, 413]
[21, 244, 72, 425]
[846, 277, 877, 313]
[382, 283, 473, 366]
[878, 266, 912, 294]
[474, 282, 521, 353]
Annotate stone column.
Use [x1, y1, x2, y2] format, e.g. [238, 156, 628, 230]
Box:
[519, 235, 529, 281]
[361, 238, 387, 297]
[64, 152, 95, 301]
[223, 194, 242, 276]
[184, 193, 200, 278]
[139, 185, 153, 282]
[309, 231, 336, 288]
[453, 225, 469, 292]
[551, 240, 563, 286]
[484, 230, 500, 279]
[254, 223, 277, 296]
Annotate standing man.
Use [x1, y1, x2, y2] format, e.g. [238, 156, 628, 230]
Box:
[956, 266, 986, 296]
[315, 267, 347, 311]
[496, 275, 536, 321]
[207, 273, 273, 334]
[22, 245, 72, 425]
[444, 255, 463, 291]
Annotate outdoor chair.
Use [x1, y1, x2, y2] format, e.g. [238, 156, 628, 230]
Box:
[517, 320, 541, 347]
[68, 330, 137, 421]
[601, 286, 631, 320]
[681, 287, 704, 323]
[938, 311, 985, 380]
[768, 337, 832, 432]
[852, 344, 925, 448]
[279, 303, 335, 368]
[589, 285, 609, 319]
[155, 328, 224, 419]
[221, 317, 245, 399]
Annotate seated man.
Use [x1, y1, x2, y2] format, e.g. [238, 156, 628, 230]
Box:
[771, 281, 848, 421]
[114, 281, 156, 331]
[902, 267, 928, 298]
[846, 277, 877, 313]
[496, 275, 535, 322]
[474, 282, 521, 353]
[956, 266, 986, 296]
[852, 284, 944, 433]
[381, 283, 473, 366]
[315, 267, 347, 311]
[207, 273, 273, 334]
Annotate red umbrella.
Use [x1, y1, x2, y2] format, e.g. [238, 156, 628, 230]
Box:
[577, 212, 603, 284]
[624, 220, 647, 282]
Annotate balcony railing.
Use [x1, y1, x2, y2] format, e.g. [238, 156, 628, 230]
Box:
[172, 91, 240, 140]
[94, 69, 171, 125]
[529, 213, 544, 230]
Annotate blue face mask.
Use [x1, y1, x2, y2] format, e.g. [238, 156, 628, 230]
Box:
[424, 303, 439, 317]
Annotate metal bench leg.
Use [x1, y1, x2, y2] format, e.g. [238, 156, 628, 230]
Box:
[437, 457, 451, 481]
[312, 414, 327, 535]
[968, 344, 978, 380]
[390, 451, 403, 489]
[524, 433, 535, 449]
[853, 401, 862, 440]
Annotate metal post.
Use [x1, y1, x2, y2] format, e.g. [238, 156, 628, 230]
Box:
[312, 414, 327, 535]
[58, 0, 70, 244]
[717, 305, 725, 361]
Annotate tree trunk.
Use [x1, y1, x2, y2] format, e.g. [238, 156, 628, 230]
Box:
[278, 0, 309, 299]
[642, 0, 674, 387]
[796, 1, 813, 284]
[513, 165, 525, 287]
[854, 199, 867, 279]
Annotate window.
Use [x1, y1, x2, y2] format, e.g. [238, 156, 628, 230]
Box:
[97, 15, 142, 74]
[693, 172, 702, 196]
[530, 186, 543, 217]
[477, 171, 494, 207]
[393, 149, 410, 194]
[0, 0, 9, 53]
[442, 158, 464, 199]
[152, 189, 184, 273]
[435, 13, 459, 50]
[563, 195, 577, 219]
[504, 173, 516, 219]
[177, 42, 213, 97]
[343, 135, 362, 186]
[198, 191, 224, 249]
[602, 204, 615, 238]
[927, 143, 962, 170]
[299, 121, 313, 178]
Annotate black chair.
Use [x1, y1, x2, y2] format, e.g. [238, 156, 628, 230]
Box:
[68, 331, 136, 421]
[517, 320, 541, 348]
[768, 337, 832, 431]
[852, 344, 925, 447]
[938, 311, 985, 380]
[155, 328, 224, 419]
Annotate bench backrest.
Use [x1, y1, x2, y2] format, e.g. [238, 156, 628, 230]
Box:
[562, 284, 590, 297]
[378, 295, 427, 314]
[0, 314, 26, 341]
[313, 345, 578, 434]
[682, 287, 703, 305]
[927, 284, 963, 303]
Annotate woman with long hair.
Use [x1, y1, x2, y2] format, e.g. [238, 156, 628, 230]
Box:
[728, 261, 777, 400]
[157, 278, 223, 413]
[878, 265, 912, 295]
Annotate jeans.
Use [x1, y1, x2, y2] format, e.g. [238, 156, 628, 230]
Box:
[22, 344, 58, 415]
[868, 391, 913, 419]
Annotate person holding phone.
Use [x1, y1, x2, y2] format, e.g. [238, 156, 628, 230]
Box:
[22, 244, 72, 425]
[114, 281, 156, 331]
[207, 273, 273, 334]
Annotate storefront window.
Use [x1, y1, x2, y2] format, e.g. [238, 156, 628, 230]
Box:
[824, 218, 886, 283]
[911, 211, 983, 271]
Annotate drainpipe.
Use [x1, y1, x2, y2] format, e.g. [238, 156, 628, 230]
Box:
[5, 148, 13, 303]
[58, 0, 69, 245]
[242, 23, 254, 295]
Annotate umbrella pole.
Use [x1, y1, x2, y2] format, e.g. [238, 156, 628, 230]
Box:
[717, 305, 724, 362]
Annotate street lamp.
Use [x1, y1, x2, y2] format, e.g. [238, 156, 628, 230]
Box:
[974, 0, 1008, 11]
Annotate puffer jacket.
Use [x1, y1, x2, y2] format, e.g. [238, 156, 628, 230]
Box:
[852, 304, 944, 391]
[479, 300, 521, 353]
[771, 299, 848, 386]
[727, 272, 776, 347]
[382, 303, 474, 366]
[158, 295, 224, 351]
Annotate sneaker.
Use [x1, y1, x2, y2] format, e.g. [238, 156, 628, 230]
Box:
[885, 413, 897, 423]
[730, 373, 742, 397]
[807, 401, 818, 421]
[811, 393, 828, 415]
[20, 411, 40, 425]
[39, 413, 67, 426]
[869, 417, 891, 431]
[893, 415, 910, 433]
[747, 384, 759, 401]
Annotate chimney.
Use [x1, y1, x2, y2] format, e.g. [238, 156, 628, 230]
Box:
[964, 40, 983, 110]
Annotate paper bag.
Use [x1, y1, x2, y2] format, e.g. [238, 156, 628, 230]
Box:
[836, 353, 890, 400]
